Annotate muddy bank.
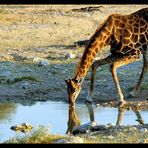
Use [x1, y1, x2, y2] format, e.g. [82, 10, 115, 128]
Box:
[0, 59, 147, 109]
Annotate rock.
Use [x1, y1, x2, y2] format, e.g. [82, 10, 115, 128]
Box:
[39, 60, 49, 66]
[69, 136, 83, 143]
[96, 104, 101, 107]
[91, 121, 98, 127]
[138, 139, 146, 143]
[94, 125, 108, 131]
[139, 128, 148, 133]
[65, 53, 75, 59]
[107, 135, 115, 139]
[33, 57, 43, 63]
[0, 70, 12, 77]
[33, 57, 49, 66]
[73, 122, 93, 134]
[20, 67, 33, 72]
[20, 82, 31, 89]
[73, 122, 109, 135]
[55, 139, 68, 143]
[130, 127, 137, 131]
[55, 136, 83, 143]
[34, 48, 43, 52]
[76, 53, 82, 58]
[10, 123, 33, 133]
[0, 62, 16, 78]
[106, 123, 115, 128]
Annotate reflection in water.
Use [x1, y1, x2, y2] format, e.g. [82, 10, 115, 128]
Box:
[134, 110, 144, 124]
[66, 105, 81, 134]
[66, 102, 95, 134]
[116, 106, 144, 125]
[0, 103, 16, 123]
[85, 102, 95, 123]
[66, 103, 145, 134]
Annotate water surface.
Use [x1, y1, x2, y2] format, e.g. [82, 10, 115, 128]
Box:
[0, 101, 147, 142]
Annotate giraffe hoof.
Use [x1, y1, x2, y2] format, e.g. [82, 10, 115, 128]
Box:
[118, 100, 126, 107]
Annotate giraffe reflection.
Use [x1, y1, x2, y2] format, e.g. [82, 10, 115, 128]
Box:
[66, 105, 81, 134]
[66, 103, 145, 134]
[66, 103, 95, 134]
[88, 103, 144, 125]
[116, 106, 144, 125]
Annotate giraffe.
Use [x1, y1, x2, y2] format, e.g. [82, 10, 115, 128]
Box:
[65, 7, 148, 106]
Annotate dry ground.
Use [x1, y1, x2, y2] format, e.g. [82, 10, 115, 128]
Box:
[0, 5, 147, 108]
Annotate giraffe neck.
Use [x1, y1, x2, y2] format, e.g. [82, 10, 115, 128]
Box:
[73, 15, 114, 83]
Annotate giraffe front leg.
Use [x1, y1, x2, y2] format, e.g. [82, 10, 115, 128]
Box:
[86, 62, 97, 103]
[86, 55, 113, 103]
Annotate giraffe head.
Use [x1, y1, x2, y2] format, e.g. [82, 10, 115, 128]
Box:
[65, 78, 82, 105]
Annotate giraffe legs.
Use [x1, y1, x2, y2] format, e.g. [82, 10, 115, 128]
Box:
[86, 55, 113, 102]
[110, 54, 140, 106]
[129, 51, 148, 97]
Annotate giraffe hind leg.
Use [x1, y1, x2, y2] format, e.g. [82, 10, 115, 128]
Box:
[110, 53, 141, 106]
[129, 50, 148, 97]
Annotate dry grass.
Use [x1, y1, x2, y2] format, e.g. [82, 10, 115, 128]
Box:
[0, 5, 147, 62]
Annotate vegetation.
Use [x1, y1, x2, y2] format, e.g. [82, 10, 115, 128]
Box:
[5, 125, 148, 144]
[13, 76, 40, 83]
[5, 126, 68, 144]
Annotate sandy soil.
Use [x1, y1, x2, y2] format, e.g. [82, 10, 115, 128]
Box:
[0, 5, 147, 109]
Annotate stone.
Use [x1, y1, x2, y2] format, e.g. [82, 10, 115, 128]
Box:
[33, 57, 43, 63]
[34, 48, 43, 52]
[55, 139, 67, 143]
[130, 127, 137, 131]
[20, 82, 31, 89]
[55, 136, 83, 143]
[10, 123, 33, 133]
[65, 53, 75, 59]
[39, 60, 49, 66]
[20, 67, 33, 72]
[33, 57, 49, 66]
[107, 135, 115, 139]
[73, 122, 92, 134]
[69, 136, 83, 143]
[0, 70, 12, 77]
[139, 128, 148, 133]
[0, 62, 16, 78]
